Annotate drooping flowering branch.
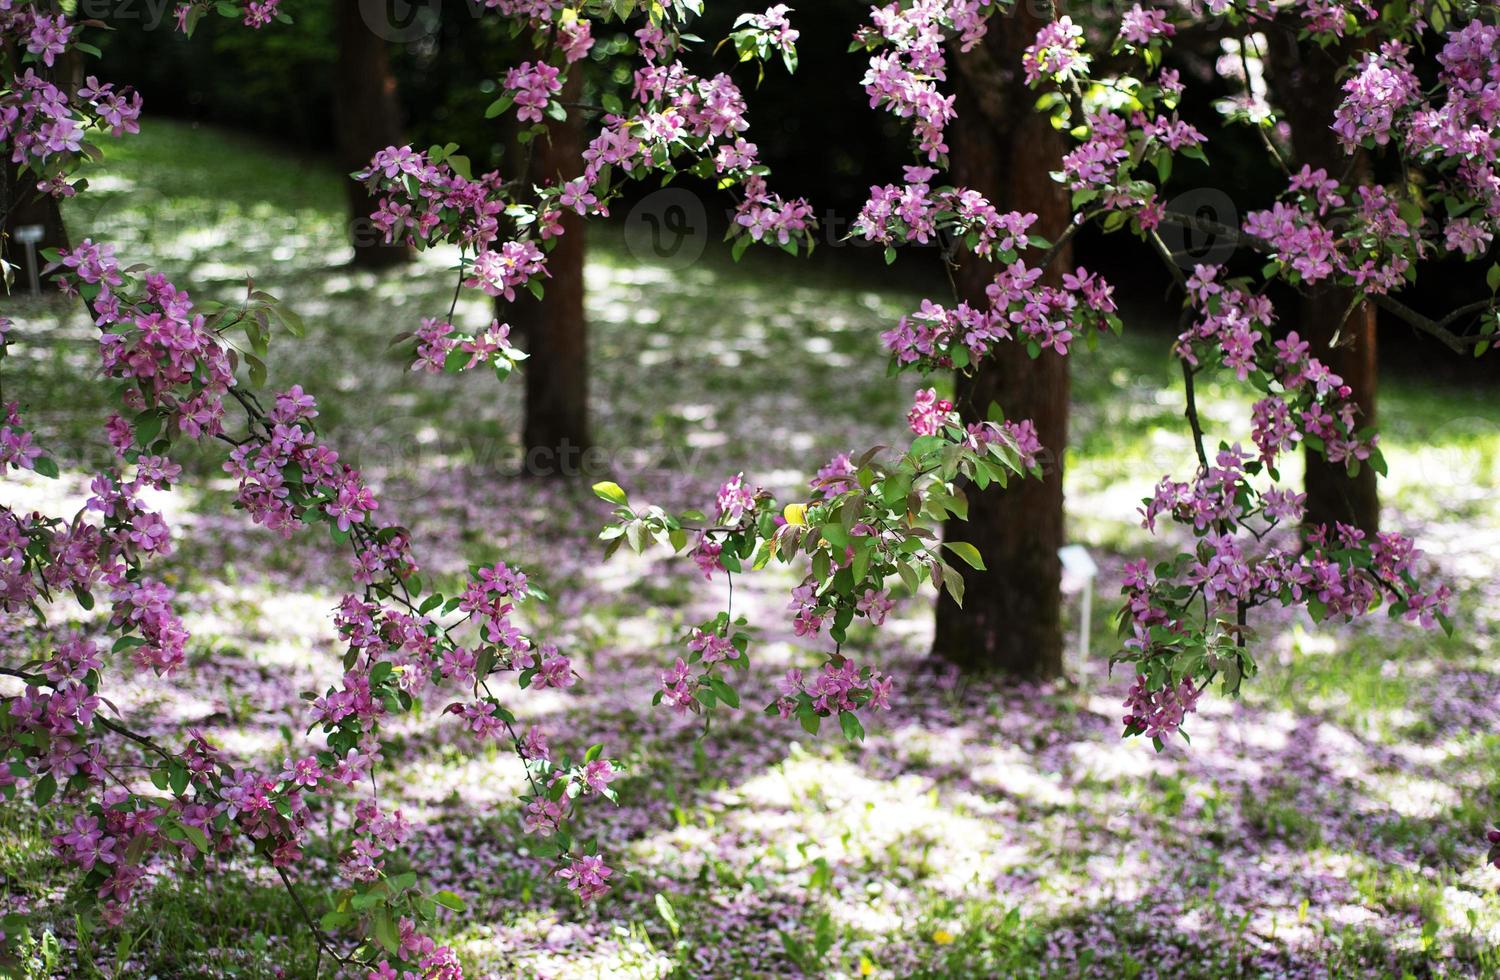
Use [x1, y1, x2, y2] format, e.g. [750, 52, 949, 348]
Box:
[1, 6, 625, 976]
[6, 0, 1500, 974]
[597, 401, 1040, 740]
[353, 1, 817, 385]
[601, 0, 1482, 761]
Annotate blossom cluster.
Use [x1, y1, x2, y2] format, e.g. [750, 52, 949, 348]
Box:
[0, 2, 143, 197]
[358, 7, 818, 361]
[606, 417, 1033, 740]
[727, 4, 801, 74]
[854, 0, 997, 162]
[169, 0, 285, 34]
[4, 225, 616, 977]
[879, 258, 1119, 368]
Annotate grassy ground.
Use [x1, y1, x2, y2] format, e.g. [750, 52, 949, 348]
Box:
[2, 119, 1499, 978]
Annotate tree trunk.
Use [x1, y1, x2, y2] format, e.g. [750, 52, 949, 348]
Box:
[931, 10, 1070, 677]
[335, 0, 411, 269]
[3, 51, 75, 296]
[506, 68, 590, 472]
[1267, 35, 1380, 532]
[2, 166, 69, 296]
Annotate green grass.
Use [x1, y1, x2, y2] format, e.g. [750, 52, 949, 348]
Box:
[3, 118, 1499, 978]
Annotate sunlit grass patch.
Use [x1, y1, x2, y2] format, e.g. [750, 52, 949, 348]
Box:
[5, 116, 1500, 978]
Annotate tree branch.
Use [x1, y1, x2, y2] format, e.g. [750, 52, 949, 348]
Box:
[1371, 295, 1494, 355]
[0, 665, 352, 970]
[1150, 209, 1494, 355]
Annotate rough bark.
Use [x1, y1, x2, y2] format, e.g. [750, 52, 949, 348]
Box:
[1267, 34, 1380, 532]
[2, 165, 69, 296]
[506, 68, 590, 472]
[3, 50, 74, 295]
[335, 0, 411, 269]
[931, 8, 1070, 677]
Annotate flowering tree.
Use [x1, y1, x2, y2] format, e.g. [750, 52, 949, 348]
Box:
[2, 0, 1496, 977]
[502, 42, 593, 465]
[929, 0, 1077, 677]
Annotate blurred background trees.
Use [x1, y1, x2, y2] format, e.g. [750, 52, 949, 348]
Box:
[66, 0, 1496, 674]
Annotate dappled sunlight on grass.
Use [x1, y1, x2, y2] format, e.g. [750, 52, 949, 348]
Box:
[4, 117, 1500, 976]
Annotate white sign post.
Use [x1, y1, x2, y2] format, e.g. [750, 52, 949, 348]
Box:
[1058, 544, 1098, 681]
[14, 224, 46, 296]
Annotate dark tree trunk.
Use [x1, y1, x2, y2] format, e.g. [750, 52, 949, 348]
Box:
[1267, 35, 1380, 532]
[3, 51, 75, 296]
[506, 68, 590, 472]
[931, 9, 1070, 677]
[335, 0, 411, 269]
[2, 166, 69, 296]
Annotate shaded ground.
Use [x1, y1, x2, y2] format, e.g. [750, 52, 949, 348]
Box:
[2, 120, 1498, 978]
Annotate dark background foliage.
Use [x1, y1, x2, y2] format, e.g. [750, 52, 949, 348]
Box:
[92, 0, 1489, 371]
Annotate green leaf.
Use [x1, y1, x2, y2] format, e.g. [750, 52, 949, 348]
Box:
[943, 541, 986, 570]
[373, 911, 399, 953]
[819, 523, 849, 548]
[940, 564, 966, 607]
[168, 762, 190, 796]
[592, 481, 629, 506]
[896, 560, 921, 595]
[838, 710, 865, 742]
[32, 456, 59, 479]
[851, 540, 872, 584]
[133, 409, 163, 447]
[178, 821, 209, 852]
[278, 305, 306, 338]
[443, 348, 470, 374]
[433, 890, 466, 912]
[708, 676, 740, 708]
[319, 910, 349, 931]
[655, 893, 682, 936]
